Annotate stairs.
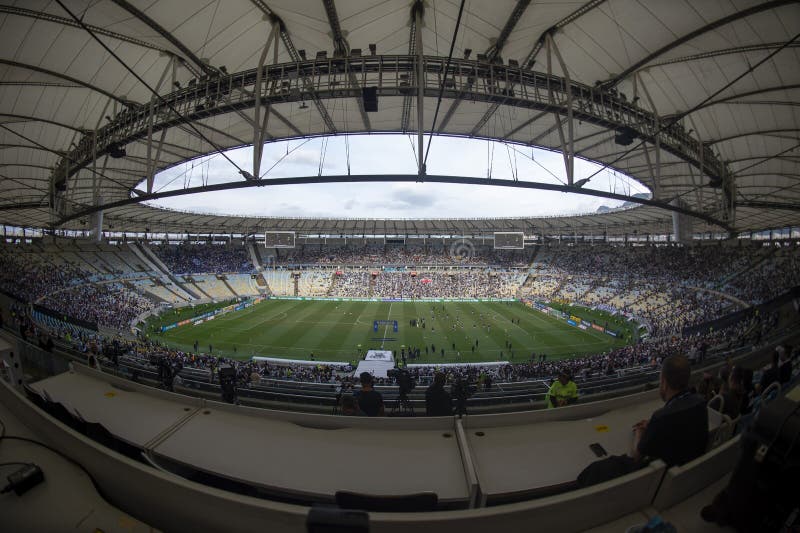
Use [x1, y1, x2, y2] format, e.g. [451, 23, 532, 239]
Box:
[327, 273, 338, 296]
[221, 277, 239, 297]
[114, 249, 143, 272]
[187, 278, 212, 299]
[140, 243, 203, 300]
[128, 243, 197, 301]
[247, 241, 262, 271]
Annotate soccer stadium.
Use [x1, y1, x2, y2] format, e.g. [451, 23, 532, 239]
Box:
[0, 1, 798, 531]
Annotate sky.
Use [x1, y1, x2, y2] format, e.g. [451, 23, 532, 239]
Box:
[145, 135, 650, 219]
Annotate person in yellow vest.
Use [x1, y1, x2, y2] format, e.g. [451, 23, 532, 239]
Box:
[546, 370, 578, 408]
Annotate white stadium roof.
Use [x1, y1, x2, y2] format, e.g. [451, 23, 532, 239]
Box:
[0, 0, 798, 236]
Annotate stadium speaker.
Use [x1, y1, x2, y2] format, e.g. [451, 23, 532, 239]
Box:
[362, 87, 378, 112]
[108, 144, 127, 158]
[614, 126, 637, 146]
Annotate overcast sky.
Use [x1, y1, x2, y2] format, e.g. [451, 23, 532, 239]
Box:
[146, 135, 649, 219]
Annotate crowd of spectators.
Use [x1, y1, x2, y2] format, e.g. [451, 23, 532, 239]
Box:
[151, 244, 253, 274]
[2, 240, 796, 379]
[518, 243, 798, 337]
[0, 245, 155, 329]
[39, 282, 154, 330]
[276, 244, 531, 267]
[0, 245, 89, 302]
[721, 246, 800, 304]
[329, 270, 525, 299]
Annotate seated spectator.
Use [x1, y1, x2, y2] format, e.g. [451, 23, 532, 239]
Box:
[340, 394, 363, 416]
[354, 372, 384, 417]
[632, 355, 708, 466]
[695, 373, 717, 402]
[710, 366, 747, 419]
[425, 372, 453, 416]
[756, 350, 781, 393]
[778, 345, 792, 384]
[545, 370, 578, 408]
[578, 355, 708, 487]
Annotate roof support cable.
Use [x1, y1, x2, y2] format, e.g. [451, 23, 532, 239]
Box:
[422, 0, 466, 169]
[54, 0, 248, 180]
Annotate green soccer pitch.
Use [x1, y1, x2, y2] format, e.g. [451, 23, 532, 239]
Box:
[149, 299, 636, 364]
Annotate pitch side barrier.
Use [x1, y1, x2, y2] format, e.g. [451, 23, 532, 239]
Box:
[266, 296, 517, 303]
[159, 295, 266, 332]
[521, 298, 626, 338]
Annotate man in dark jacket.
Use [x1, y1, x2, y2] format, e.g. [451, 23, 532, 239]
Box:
[632, 354, 708, 466]
[425, 372, 453, 416]
[355, 372, 384, 417]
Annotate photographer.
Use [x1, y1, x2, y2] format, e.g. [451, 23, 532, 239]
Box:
[425, 372, 453, 416]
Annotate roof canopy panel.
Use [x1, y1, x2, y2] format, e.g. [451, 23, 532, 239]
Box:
[0, 0, 797, 235]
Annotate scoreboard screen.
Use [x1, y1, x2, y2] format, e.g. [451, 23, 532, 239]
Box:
[493, 232, 524, 250]
[264, 231, 296, 248]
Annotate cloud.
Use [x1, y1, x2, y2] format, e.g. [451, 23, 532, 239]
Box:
[389, 187, 438, 208]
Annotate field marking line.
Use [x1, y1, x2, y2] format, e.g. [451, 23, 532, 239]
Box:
[380, 301, 394, 349]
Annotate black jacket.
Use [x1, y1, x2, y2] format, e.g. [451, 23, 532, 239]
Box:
[425, 384, 453, 416]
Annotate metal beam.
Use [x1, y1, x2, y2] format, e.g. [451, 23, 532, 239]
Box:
[636, 72, 661, 198]
[440, 0, 530, 133]
[249, 1, 336, 134]
[415, 1, 425, 178]
[0, 143, 61, 154]
[58, 173, 732, 231]
[604, 0, 796, 87]
[547, 34, 574, 185]
[0, 5, 182, 59]
[0, 59, 137, 107]
[252, 22, 280, 180]
[0, 113, 88, 133]
[646, 42, 800, 69]
[691, 84, 800, 113]
[0, 201, 48, 212]
[736, 200, 800, 212]
[321, 0, 370, 130]
[50, 55, 726, 187]
[706, 128, 800, 145]
[522, 0, 608, 70]
[0, 81, 82, 89]
[400, 4, 419, 133]
[108, 0, 217, 76]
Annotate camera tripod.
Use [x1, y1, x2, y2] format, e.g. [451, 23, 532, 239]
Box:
[390, 391, 414, 416]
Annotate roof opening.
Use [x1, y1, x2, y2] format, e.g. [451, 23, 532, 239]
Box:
[141, 134, 650, 219]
